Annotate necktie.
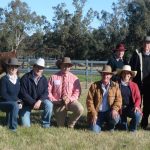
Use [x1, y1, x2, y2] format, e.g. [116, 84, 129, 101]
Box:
[61, 74, 66, 98]
[61, 74, 68, 110]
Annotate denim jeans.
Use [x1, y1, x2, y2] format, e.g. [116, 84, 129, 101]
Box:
[0, 101, 19, 130]
[120, 107, 142, 131]
[90, 111, 120, 133]
[20, 99, 53, 128]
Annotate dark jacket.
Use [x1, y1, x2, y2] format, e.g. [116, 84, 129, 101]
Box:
[107, 55, 128, 72]
[19, 70, 48, 107]
[129, 49, 150, 93]
[0, 75, 20, 102]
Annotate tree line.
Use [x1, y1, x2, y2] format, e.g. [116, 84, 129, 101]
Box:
[0, 0, 150, 60]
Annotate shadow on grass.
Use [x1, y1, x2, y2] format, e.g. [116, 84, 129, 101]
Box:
[19, 111, 88, 130]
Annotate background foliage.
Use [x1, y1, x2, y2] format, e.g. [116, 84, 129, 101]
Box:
[0, 0, 150, 60]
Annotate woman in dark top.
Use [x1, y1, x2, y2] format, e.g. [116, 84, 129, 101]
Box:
[117, 65, 142, 132]
[107, 43, 128, 81]
[0, 58, 22, 131]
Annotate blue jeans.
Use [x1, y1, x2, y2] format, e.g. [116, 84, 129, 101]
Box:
[20, 99, 53, 128]
[121, 107, 142, 131]
[90, 111, 120, 133]
[0, 101, 19, 130]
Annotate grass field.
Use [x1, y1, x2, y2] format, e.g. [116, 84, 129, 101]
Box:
[0, 81, 150, 150]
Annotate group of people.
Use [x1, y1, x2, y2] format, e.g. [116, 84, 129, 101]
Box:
[0, 36, 150, 133]
[87, 35, 150, 133]
[0, 57, 83, 131]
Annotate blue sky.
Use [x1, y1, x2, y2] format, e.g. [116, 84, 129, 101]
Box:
[0, 0, 117, 28]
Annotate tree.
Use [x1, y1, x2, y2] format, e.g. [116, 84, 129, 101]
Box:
[0, 0, 46, 51]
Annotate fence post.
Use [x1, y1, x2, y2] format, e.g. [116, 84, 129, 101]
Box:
[85, 59, 88, 89]
[90, 61, 93, 83]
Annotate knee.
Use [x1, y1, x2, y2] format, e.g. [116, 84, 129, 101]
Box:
[79, 105, 84, 115]
[10, 102, 19, 113]
[43, 100, 53, 111]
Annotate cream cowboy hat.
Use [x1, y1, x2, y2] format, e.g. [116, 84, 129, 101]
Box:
[117, 65, 137, 77]
[97, 65, 114, 74]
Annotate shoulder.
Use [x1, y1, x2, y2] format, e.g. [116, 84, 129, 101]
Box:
[90, 81, 101, 89]
[69, 72, 78, 80]
[110, 81, 119, 88]
[0, 75, 8, 82]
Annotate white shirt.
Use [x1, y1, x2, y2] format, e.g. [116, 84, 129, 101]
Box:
[99, 83, 110, 112]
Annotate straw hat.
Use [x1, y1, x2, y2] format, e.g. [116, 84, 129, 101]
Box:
[117, 65, 137, 77]
[6, 57, 22, 66]
[56, 57, 73, 68]
[34, 58, 45, 68]
[97, 65, 114, 74]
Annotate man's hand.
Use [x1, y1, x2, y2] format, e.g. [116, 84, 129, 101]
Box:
[91, 115, 97, 125]
[111, 109, 119, 119]
[62, 95, 70, 105]
[134, 107, 141, 113]
[33, 100, 42, 110]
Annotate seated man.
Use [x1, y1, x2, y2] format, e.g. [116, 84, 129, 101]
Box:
[48, 57, 84, 128]
[86, 65, 122, 133]
[19, 58, 53, 128]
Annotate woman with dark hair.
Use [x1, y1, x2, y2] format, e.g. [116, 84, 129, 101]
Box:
[117, 65, 142, 132]
[0, 57, 22, 131]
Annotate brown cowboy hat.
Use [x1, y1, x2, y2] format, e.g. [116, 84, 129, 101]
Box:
[97, 65, 114, 74]
[56, 57, 73, 68]
[117, 65, 137, 77]
[5, 57, 22, 66]
[113, 43, 126, 52]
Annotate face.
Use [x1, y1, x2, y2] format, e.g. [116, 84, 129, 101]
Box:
[33, 65, 44, 77]
[60, 63, 71, 74]
[7, 65, 19, 75]
[101, 72, 112, 85]
[144, 42, 150, 53]
[116, 50, 125, 59]
[121, 71, 131, 82]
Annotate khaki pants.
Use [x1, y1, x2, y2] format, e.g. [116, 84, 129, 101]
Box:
[53, 101, 84, 128]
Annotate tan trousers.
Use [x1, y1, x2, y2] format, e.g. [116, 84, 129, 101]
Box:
[53, 101, 84, 128]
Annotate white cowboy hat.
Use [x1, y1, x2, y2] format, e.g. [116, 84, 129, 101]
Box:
[34, 58, 45, 68]
[117, 65, 137, 77]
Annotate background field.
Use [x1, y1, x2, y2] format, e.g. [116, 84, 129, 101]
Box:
[0, 78, 150, 150]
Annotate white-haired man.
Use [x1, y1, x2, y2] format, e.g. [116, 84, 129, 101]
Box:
[19, 58, 53, 128]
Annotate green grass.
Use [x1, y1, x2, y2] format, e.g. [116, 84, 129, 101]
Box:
[0, 86, 150, 150]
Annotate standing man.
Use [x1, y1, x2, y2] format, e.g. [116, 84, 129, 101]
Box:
[48, 57, 84, 128]
[130, 36, 150, 129]
[19, 58, 53, 128]
[86, 65, 122, 133]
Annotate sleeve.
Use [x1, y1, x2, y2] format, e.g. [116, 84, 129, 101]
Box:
[69, 78, 81, 102]
[19, 76, 36, 106]
[0, 77, 13, 101]
[133, 83, 141, 108]
[86, 84, 97, 117]
[39, 77, 49, 101]
[48, 77, 57, 101]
